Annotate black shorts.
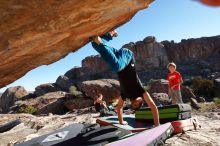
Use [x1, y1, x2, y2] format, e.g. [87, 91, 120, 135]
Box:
[117, 59, 145, 101]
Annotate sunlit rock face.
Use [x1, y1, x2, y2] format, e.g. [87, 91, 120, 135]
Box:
[0, 0, 153, 88]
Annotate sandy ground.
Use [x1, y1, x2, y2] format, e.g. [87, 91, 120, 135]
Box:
[0, 105, 220, 146]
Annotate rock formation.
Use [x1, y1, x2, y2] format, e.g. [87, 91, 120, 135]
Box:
[16, 91, 69, 115]
[64, 97, 93, 110]
[0, 113, 97, 145]
[123, 36, 169, 71]
[0, 86, 28, 113]
[77, 79, 121, 103]
[0, 0, 154, 88]
[34, 83, 61, 97]
[66, 35, 220, 82]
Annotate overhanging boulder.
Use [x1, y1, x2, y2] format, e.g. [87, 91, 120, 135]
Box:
[0, 0, 154, 88]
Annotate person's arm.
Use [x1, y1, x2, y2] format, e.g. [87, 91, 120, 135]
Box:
[117, 97, 127, 125]
[143, 92, 160, 127]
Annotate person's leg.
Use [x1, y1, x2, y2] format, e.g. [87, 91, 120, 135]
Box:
[171, 89, 177, 104]
[92, 36, 119, 62]
[173, 90, 183, 104]
[143, 91, 160, 126]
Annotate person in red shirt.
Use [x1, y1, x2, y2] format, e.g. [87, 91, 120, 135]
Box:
[167, 62, 183, 104]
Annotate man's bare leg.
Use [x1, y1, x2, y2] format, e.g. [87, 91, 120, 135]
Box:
[143, 91, 160, 127]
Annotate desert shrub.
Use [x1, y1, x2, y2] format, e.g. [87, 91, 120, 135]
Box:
[147, 79, 158, 85]
[182, 78, 192, 86]
[18, 105, 37, 114]
[190, 76, 214, 98]
[69, 86, 84, 97]
[213, 97, 220, 105]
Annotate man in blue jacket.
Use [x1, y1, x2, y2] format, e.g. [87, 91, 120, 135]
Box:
[91, 31, 160, 126]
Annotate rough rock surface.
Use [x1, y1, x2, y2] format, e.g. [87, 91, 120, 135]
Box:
[162, 36, 220, 65]
[0, 113, 97, 146]
[190, 98, 201, 109]
[77, 79, 120, 103]
[151, 93, 171, 105]
[0, 86, 28, 113]
[82, 55, 110, 74]
[34, 83, 61, 97]
[55, 75, 75, 92]
[122, 36, 169, 71]
[0, 0, 154, 88]
[64, 97, 93, 110]
[20, 91, 69, 115]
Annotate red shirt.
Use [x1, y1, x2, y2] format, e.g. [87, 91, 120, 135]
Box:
[167, 71, 182, 90]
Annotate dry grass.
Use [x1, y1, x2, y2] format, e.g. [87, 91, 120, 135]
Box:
[197, 102, 220, 112]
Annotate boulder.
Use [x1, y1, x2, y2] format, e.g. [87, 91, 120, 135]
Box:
[64, 67, 92, 81]
[181, 86, 197, 103]
[64, 66, 117, 82]
[20, 91, 69, 115]
[0, 86, 28, 113]
[55, 75, 75, 92]
[81, 55, 110, 74]
[151, 93, 171, 105]
[64, 97, 93, 110]
[147, 79, 169, 94]
[34, 83, 61, 97]
[197, 96, 206, 103]
[77, 79, 120, 103]
[190, 98, 201, 109]
[0, 0, 154, 88]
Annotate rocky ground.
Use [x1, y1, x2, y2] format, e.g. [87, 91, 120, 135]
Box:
[0, 110, 99, 146]
[0, 103, 219, 146]
[166, 112, 220, 146]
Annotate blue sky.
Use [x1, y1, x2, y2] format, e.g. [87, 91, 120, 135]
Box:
[1, 0, 220, 92]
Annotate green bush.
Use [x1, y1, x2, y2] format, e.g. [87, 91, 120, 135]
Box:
[147, 79, 158, 85]
[190, 76, 214, 98]
[18, 105, 37, 114]
[69, 86, 84, 97]
[213, 97, 220, 105]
